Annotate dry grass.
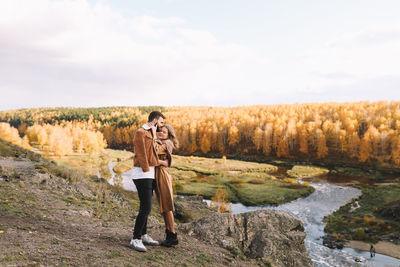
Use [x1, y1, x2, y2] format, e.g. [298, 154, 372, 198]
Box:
[287, 165, 329, 178]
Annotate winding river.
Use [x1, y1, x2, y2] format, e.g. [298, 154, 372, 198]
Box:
[106, 162, 400, 267]
[227, 180, 399, 267]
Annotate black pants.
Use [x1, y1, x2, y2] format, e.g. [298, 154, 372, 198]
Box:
[133, 179, 155, 239]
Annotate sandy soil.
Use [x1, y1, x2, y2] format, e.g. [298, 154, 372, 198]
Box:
[346, 240, 400, 259]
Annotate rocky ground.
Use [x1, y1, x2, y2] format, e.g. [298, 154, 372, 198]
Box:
[0, 141, 312, 267]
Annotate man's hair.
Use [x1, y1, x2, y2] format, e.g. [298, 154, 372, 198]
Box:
[148, 111, 165, 122]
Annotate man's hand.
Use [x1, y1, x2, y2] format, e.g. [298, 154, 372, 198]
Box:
[158, 160, 168, 167]
[151, 126, 157, 140]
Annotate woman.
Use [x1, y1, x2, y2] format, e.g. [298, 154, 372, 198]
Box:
[155, 124, 179, 247]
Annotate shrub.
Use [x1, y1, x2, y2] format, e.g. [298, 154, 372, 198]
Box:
[363, 216, 376, 224]
[332, 233, 345, 241]
[353, 228, 368, 241]
[210, 186, 231, 213]
[282, 178, 298, 184]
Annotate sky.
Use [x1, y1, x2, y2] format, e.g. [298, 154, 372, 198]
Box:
[1, 0, 400, 110]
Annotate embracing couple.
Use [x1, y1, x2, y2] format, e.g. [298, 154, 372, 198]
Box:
[129, 111, 179, 252]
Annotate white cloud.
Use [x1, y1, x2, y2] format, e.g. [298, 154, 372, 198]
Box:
[297, 26, 400, 96]
[0, 0, 399, 110]
[0, 0, 269, 109]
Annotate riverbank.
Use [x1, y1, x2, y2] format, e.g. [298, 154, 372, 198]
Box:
[346, 240, 400, 259]
[323, 183, 400, 252]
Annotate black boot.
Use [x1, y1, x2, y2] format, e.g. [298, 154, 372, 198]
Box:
[160, 229, 178, 247]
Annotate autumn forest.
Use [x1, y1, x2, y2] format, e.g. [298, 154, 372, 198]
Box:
[1, 101, 400, 167]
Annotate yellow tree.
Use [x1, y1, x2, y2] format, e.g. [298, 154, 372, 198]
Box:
[277, 135, 289, 158]
[377, 130, 389, 163]
[298, 128, 309, 155]
[210, 122, 219, 152]
[122, 127, 131, 147]
[390, 134, 400, 166]
[17, 123, 28, 136]
[347, 131, 360, 159]
[262, 123, 273, 156]
[102, 125, 115, 148]
[48, 127, 73, 157]
[359, 131, 372, 163]
[200, 134, 211, 154]
[368, 125, 380, 161]
[287, 118, 297, 153]
[272, 123, 284, 155]
[253, 127, 263, 151]
[37, 128, 48, 149]
[316, 129, 328, 159]
[96, 131, 107, 152]
[0, 122, 21, 145]
[176, 123, 189, 153]
[189, 122, 198, 153]
[21, 135, 32, 150]
[71, 126, 84, 153]
[210, 186, 231, 213]
[114, 128, 123, 147]
[217, 127, 226, 154]
[227, 125, 239, 152]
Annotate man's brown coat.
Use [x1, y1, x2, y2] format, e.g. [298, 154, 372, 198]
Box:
[133, 127, 159, 172]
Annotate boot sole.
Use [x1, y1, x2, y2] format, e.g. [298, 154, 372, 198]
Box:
[161, 241, 178, 247]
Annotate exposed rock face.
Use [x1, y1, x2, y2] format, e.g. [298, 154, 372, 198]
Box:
[323, 234, 344, 249]
[181, 209, 313, 267]
[174, 195, 215, 222]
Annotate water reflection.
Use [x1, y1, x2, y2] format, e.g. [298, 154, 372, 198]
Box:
[106, 162, 137, 191]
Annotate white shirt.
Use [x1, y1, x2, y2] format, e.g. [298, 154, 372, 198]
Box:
[131, 166, 155, 179]
[131, 123, 156, 180]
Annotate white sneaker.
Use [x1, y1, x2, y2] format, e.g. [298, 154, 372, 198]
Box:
[142, 234, 159, 246]
[130, 238, 147, 252]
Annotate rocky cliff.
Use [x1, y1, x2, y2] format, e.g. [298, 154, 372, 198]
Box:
[181, 209, 313, 267]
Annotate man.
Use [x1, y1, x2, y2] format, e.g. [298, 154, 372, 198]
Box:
[129, 111, 165, 252]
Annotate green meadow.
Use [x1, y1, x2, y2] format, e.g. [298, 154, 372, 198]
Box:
[47, 150, 315, 206]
